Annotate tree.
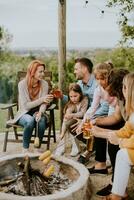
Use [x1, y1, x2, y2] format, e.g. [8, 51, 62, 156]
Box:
[107, 0, 134, 45]
[0, 26, 13, 51]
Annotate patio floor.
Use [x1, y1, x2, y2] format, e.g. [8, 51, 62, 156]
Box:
[0, 131, 134, 200]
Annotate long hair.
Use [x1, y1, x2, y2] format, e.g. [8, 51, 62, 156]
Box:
[123, 72, 134, 115]
[26, 60, 45, 100]
[93, 62, 113, 80]
[107, 69, 129, 100]
[64, 83, 83, 113]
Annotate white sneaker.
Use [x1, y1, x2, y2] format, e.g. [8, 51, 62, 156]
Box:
[22, 148, 30, 154]
[54, 146, 65, 156]
[70, 146, 79, 157]
[70, 137, 80, 157]
[54, 142, 65, 156]
[34, 147, 45, 154]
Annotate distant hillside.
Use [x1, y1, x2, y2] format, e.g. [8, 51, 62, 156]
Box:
[11, 47, 112, 61]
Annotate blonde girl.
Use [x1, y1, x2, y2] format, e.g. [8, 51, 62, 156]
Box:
[77, 62, 116, 133]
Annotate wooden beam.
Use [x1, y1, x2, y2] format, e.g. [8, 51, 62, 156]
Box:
[58, 0, 66, 124]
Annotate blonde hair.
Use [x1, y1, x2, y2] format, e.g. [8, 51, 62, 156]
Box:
[123, 72, 134, 115]
[94, 62, 113, 79]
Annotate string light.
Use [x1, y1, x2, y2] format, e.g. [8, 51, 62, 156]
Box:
[84, 0, 89, 7]
[100, 10, 105, 18]
[83, 0, 125, 18]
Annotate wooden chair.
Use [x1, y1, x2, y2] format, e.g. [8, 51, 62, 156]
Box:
[1, 71, 56, 152]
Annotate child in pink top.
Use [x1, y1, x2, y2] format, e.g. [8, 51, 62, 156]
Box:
[85, 85, 117, 120]
[77, 62, 117, 133]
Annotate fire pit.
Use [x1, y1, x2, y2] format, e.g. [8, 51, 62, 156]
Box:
[0, 153, 92, 200]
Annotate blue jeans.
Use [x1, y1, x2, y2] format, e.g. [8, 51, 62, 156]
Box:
[18, 114, 47, 149]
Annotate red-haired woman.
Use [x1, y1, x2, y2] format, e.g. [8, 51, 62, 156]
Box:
[14, 60, 53, 153]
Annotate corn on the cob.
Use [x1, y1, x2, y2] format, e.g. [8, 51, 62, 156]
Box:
[39, 150, 51, 161]
[42, 155, 51, 165]
[43, 165, 54, 177]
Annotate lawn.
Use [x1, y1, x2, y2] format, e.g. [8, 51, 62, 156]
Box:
[0, 104, 60, 133]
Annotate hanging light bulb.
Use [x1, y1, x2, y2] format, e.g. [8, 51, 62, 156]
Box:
[100, 10, 105, 18]
[84, 0, 88, 7]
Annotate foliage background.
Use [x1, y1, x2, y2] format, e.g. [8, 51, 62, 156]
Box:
[0, 47, 133, 103]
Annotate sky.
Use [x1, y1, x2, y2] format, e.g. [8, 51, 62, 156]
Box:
[0, 0, 124, 49]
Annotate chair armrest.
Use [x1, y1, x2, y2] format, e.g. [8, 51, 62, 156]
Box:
[0, 103, 17, 110]
[47, 104, 56, 110]
[0, 103, 17, 121]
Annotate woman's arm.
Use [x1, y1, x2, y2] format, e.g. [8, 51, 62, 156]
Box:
[95, 104, 123, 126]
[85, 87, 101, 119]
[39, 81, 49, 113]
[92, 125, 112, 139]
[18, 80, 51, 111]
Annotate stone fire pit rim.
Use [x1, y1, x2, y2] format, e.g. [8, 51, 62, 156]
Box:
[0, 153, 89, 200]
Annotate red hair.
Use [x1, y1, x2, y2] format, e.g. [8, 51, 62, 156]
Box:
[26, 60, 45, 100]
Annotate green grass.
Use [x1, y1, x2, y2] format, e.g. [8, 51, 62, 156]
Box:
[53, 109, 60, 130]
[0, 104, 60, 133]
[0, 104, 8, 132]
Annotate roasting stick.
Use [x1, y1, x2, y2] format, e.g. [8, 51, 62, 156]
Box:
[53, 131, 83, 153]
[40, 131, 85, 162]
[39, 132, 84, 177]
[39, 131, 83, 160]
[39, 120, 94, 178]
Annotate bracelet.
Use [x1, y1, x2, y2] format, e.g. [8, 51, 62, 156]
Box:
[119, 138, 123, 148]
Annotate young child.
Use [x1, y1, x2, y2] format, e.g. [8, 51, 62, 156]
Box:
[55, 83, 88, 157]
[77, 62, 117, 133]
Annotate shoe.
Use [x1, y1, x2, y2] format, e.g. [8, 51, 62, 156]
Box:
[22, 148, 30, 154]
[54, 147, 65, 156]
[54, 138, 65, 156]
[88, 166, 108, 175]
[96, 184, 112, 196]
[77, 155, 89, 164]
[70, 146, 79, 157]
[54, 144, 65, 156]
[34, 148, 44, 154]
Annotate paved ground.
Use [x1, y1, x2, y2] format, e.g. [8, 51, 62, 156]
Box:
[0, 131, 134, 200]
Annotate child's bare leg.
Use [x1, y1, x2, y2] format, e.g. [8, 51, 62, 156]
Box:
[60, 120, 67, 140]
